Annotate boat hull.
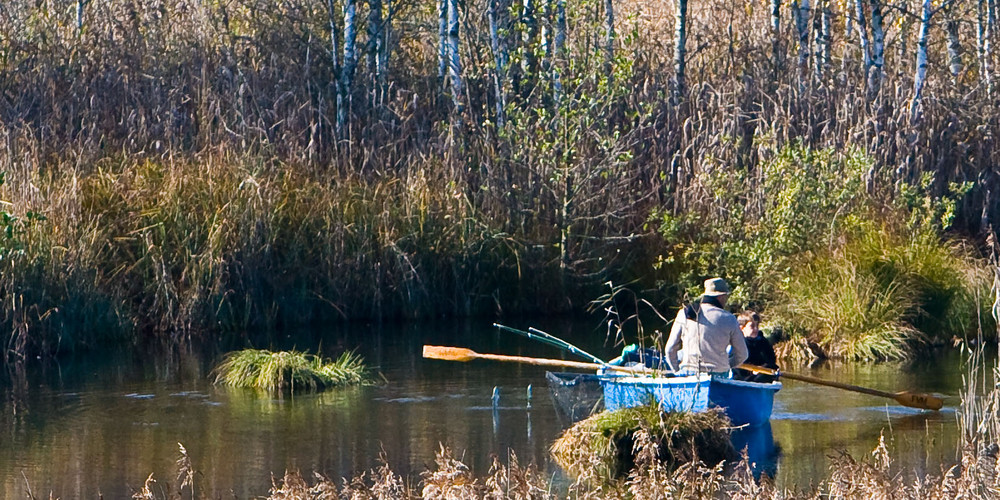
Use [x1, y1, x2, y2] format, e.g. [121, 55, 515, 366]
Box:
[708, 377, 781, 427]
[546, 372, 780, 427]
[601, 374, 711, 413]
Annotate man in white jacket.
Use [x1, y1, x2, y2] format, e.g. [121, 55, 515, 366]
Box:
[665, 277, 748, 376]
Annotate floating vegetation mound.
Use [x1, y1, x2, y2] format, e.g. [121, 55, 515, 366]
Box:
[212, 349, 368, 392]
[551, 404, 736, 484]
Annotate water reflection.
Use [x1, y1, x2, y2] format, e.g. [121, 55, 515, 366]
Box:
[731, 423, 781, 481]
[0, 320, 983, 498]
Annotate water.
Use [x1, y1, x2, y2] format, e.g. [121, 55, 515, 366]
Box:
[0, 319, 971, 497]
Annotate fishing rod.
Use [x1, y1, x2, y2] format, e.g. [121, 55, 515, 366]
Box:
[492, 323, 608, 365]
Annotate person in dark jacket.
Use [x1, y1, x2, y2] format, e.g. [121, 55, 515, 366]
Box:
[733, 311, 778, 383]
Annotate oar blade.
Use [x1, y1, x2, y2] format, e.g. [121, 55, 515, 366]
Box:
[894, 391, 944, 411]
[423, 345, 477, 362]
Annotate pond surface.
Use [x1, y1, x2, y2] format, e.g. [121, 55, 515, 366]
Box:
[0, 319, 972, 498]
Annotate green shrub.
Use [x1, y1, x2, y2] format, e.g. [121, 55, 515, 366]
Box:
[212, 349, 369, 392]
[651, 143, 870, 304]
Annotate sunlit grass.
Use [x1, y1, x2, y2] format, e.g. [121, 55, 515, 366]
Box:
[550, 404, 734, 484]
[212, 349, 368, 392]
[771, 222, 989, 360]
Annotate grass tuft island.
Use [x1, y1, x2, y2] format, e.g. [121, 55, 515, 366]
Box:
[551, 404, 736, 484]
[212, 349, 369, 392]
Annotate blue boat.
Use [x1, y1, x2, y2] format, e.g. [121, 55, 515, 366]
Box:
[600, 373, 712, 413]
[706, 377, 781, 427]
[546, 371, 780, 427]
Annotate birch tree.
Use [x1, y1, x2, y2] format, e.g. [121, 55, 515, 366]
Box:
[946, 5, 963, 83]
[438, 0, 448, 82]
[367, 0, 383, 108]
[381, 0, 391, 86]
[446, 0, 464, 115]
[553, 0, 566, 101]
[77, 0, 88, 34]
[981, 0, 994, 95]
[673, 0, 688, 100]
[771, 0, 782, 80]
[541, 0, 552, 67]
[488, 0, 507, 126]
[327, 0, 343, 136]
[868, 0, 886, 97]
[792, 0, 811, 84]
[339, 0, 357, 131]
[522, 0, 539, 79]
[605, 0, 616, 70]
[911, 0, 932, 121]
[843, 0, 853, 80]
[814, 0, 831, 81]
[821, 5, 831, 75]
[855, 0, 872, 82]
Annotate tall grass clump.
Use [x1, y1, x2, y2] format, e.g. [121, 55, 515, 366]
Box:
[771, 221, 990, 360]
[550, 404, 735, 486]
[212, 349, 368, 392]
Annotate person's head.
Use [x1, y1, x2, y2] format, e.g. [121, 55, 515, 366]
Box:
[738, 311, 761, 338]
[702, 277, 731, 306]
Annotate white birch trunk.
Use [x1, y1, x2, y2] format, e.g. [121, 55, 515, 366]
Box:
[946, 15, 963, 82]
[990, 0, 997, 95]
[771, 0, 782, 79]
[381, 0, 391, 88]
[367, 0, 383, 108]
[541, 0, 552, 66]
[77, 0, 87, 34]
[523, 0, 538, 77]
[814, 0, 830, 81]
[447, 0, 464, 114]
[793, 0, 812, 83]
[979, 0, 993, 95]
[327, 0, 343, 136]
[438, 0, 448, 82]
[991, 0, 998, 39]
[605, 0, 616, 68]
[843, 0, 854, 80]
[868, 0, 885, 97]
[340, 0, 358, 132]
[367, 0, 382, 76]
[488, 0, 506, 126]
[673, 0, 688, 100]
[554, 0, 566, 101]
[911, 0, 931, 121]
[855, 0, 872, 81]
[821, 5, 831, 75]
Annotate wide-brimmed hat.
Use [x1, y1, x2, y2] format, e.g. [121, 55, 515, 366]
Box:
[703, 277, 731, 297]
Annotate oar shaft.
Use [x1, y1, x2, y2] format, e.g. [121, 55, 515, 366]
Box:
[739, 363, 943, 410]
[779, 372, 896, 399]
[473, 352, 606, 370]
[423, 345, 658, 374]
[740, 363, 894, 398]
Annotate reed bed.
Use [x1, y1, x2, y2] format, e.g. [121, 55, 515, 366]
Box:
[1, 0, 998, 362]
[768, 220, 990, 360]
[212, 349, 368, 392]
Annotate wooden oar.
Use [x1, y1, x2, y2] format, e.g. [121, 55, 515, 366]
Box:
[739, 363, 944, 411]
[423, 345, 659, 375]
